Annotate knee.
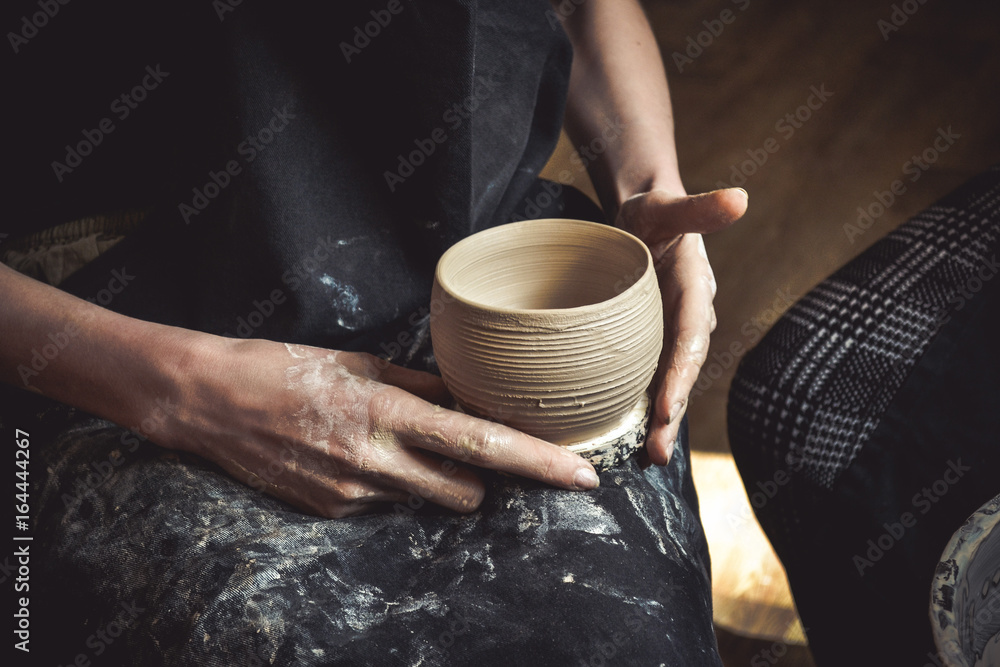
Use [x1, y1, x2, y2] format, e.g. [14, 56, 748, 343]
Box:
[726, 330, 796, 487]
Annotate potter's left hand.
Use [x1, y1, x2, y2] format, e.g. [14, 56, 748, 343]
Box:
[616, 187, 748, 465]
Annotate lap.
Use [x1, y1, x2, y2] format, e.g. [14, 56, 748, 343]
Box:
[24, 407, 717, 666]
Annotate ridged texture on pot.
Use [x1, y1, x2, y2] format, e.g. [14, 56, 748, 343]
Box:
[431, 219, 663, 445]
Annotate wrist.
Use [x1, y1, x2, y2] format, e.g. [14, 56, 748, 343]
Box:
[618, 168, 686, 203]
[128, 327, 233, 454]
[86, 318, 223, 453]
[605, 162, 687, 224]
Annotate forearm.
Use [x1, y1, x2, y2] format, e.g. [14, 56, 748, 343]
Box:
[0, 263, 204, 437]
[555, 0, 685, 218]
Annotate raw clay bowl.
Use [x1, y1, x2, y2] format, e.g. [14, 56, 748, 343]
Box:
[931, 492, 1000, 666]
[430, 218, 663, 446]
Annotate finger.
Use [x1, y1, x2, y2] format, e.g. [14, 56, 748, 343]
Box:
[375, 387, 601, 491]
[621, 188, 748, 251]
[342, 352, 453, 405]
[253, 430, 485, 516]
[377, 363, 452, 405]
[645, 332, 699, 466]
[230, 452, 411, 519]
[207, 426, 418, 519]
[366, 445, 488, 514]
[295, 481, 413, 519]
[645, 239, 715, 465]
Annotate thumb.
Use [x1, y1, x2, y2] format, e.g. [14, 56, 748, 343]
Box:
[619, 188, 748, 251]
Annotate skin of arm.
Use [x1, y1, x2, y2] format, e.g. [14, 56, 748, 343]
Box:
[553, 0, 748, 464]
[0, 262, 600, 517]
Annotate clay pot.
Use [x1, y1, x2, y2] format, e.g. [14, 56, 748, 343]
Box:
[930, 492, 1000, 666]
[430, 218, 663, 445]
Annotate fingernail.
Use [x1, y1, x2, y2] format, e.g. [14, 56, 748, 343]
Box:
[574, 467, 600, 490]
[736, 187, 748, 199]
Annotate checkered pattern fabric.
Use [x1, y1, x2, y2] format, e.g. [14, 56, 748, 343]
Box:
[729, 166, 1000, 489]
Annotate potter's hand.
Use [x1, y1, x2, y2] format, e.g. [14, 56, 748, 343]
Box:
[169, 340, 600, 518]
[0, 264, 597, 520]
[552, 0, 747, 461]
[616, 188, 748, 464]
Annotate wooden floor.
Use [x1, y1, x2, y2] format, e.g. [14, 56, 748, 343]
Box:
[545, 1, 1000, 664]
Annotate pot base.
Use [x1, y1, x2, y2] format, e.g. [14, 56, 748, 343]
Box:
[564, 393, 650, 472]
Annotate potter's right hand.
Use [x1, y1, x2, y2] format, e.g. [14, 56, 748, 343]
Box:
[161, 340, 601, 518]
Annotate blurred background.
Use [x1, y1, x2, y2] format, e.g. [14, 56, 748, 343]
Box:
[544, 0, 1000, 664]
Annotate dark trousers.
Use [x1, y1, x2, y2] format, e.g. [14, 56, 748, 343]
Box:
[728, 165, 1000, 667]
[3, 392, 720, 666]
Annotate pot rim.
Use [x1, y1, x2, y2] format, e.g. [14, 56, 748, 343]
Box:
[434, 218, 656, 318]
